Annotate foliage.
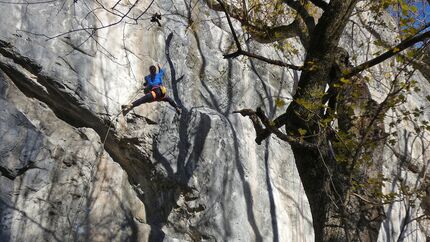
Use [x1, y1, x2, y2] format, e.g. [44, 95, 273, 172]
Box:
[5, 0, 429, 240]
[210, 0, 430, 241]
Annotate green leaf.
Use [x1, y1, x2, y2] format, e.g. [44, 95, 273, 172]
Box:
[340, 77, 351, 84]
[298, 128, 307, 136]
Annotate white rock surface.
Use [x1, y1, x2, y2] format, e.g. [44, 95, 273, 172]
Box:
[0, 0, 428, 241]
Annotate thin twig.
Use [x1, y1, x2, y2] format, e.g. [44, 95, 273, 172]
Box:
[345, 28, 430, 78]
[0, 0, 57, 4]
[215, 0, 303, 70]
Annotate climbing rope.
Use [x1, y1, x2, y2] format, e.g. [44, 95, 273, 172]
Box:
[98, 59, 169, 149]
[81, 60, 172, 216]
[67, 79, 146, 239]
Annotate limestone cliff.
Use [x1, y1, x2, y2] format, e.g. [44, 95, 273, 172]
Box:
[0, 0, 429, 241]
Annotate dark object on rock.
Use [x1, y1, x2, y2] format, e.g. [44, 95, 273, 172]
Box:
[150, 13, 162, 27]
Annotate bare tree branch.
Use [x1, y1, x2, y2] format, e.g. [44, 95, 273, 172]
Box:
[46, 0, 140, 39]
[216, 0, 242, 51]
[229, 49, 303, 70]
[232, 109, 265, 139]
[357, 16, 430, 81]
[134, 0, 156, 21]
[247, 19, 304, 44]
[345, 29, 430, 78]
[111, 0, 121, 9]
[93, 0, 135, 21]
[283, 0, 315, 31]
[0, 0, 57, 4]
[24, 0, 156, 41]
[233, 108, 316, 148]
[205, 0, 303, 43]
[216, 0, 302, 70]
[308, 0, 329, 11]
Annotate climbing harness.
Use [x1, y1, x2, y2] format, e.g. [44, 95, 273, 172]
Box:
[149, 85, 167, 100]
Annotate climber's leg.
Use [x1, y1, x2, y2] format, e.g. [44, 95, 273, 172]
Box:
[121, 91, 156, 115]
[162, 96, 182, 114]
[132, 92, 156, 107]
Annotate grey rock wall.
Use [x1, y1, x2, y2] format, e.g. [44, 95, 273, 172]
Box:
[0, 0, 312, 241]
[0, 0, 429, 241]
[0, 71, 150, 241]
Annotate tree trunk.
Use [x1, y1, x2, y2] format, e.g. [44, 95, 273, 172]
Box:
[284, 0, 386, 241]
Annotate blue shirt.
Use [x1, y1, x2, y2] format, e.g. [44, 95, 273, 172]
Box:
[144, 68, 164, 89]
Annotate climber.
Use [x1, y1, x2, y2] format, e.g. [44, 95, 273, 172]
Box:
[121, 64, 182, 115]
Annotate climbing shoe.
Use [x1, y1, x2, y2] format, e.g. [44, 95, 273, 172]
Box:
[121, 104, 133, 115]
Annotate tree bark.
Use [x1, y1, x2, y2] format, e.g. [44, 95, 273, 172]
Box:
[283, 1, 386, 241]
[214, 0, 428, 240]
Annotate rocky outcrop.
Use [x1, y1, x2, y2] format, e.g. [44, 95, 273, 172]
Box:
[0, 0, 429, 241]
[0, 0, 312, 241]
[0, 71, 150, 241]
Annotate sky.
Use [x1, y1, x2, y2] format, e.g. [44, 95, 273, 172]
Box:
[415, 1, 430, 25]
[388, 1, 430, 38]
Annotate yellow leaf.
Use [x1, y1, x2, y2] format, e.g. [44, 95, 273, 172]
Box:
[340, 77, 350, 84]
[407, 50, 415, 58]
[298, 128, 307, 136]
[275, 98, 286, 108]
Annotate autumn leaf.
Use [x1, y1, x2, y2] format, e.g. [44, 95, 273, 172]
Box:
[275, 98, 286, 108]
[298, 128, 307, 136]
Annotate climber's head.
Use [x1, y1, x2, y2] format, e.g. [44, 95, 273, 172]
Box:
[149, 65, 157, 75]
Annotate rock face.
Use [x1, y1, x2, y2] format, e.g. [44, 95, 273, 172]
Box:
[414, 45, 430, 81]
[0, 0, 428, 242]
[0, 0, 312, 241]
[0, 74, 150, 241]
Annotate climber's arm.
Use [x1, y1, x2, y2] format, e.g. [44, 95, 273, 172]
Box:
[143, 76, 149, 87]
[157, 64, 165, 77]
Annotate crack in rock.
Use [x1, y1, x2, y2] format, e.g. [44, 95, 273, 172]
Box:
[0, 161, 40, 180]
[0, 41, 186, 226]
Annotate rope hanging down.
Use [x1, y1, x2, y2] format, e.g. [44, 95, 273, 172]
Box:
[97, 58, 168, 153]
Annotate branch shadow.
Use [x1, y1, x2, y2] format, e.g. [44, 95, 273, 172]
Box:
[150, 25, 267, 240]
[244, 38, 282, 242]
[192, 26, 264, 241]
